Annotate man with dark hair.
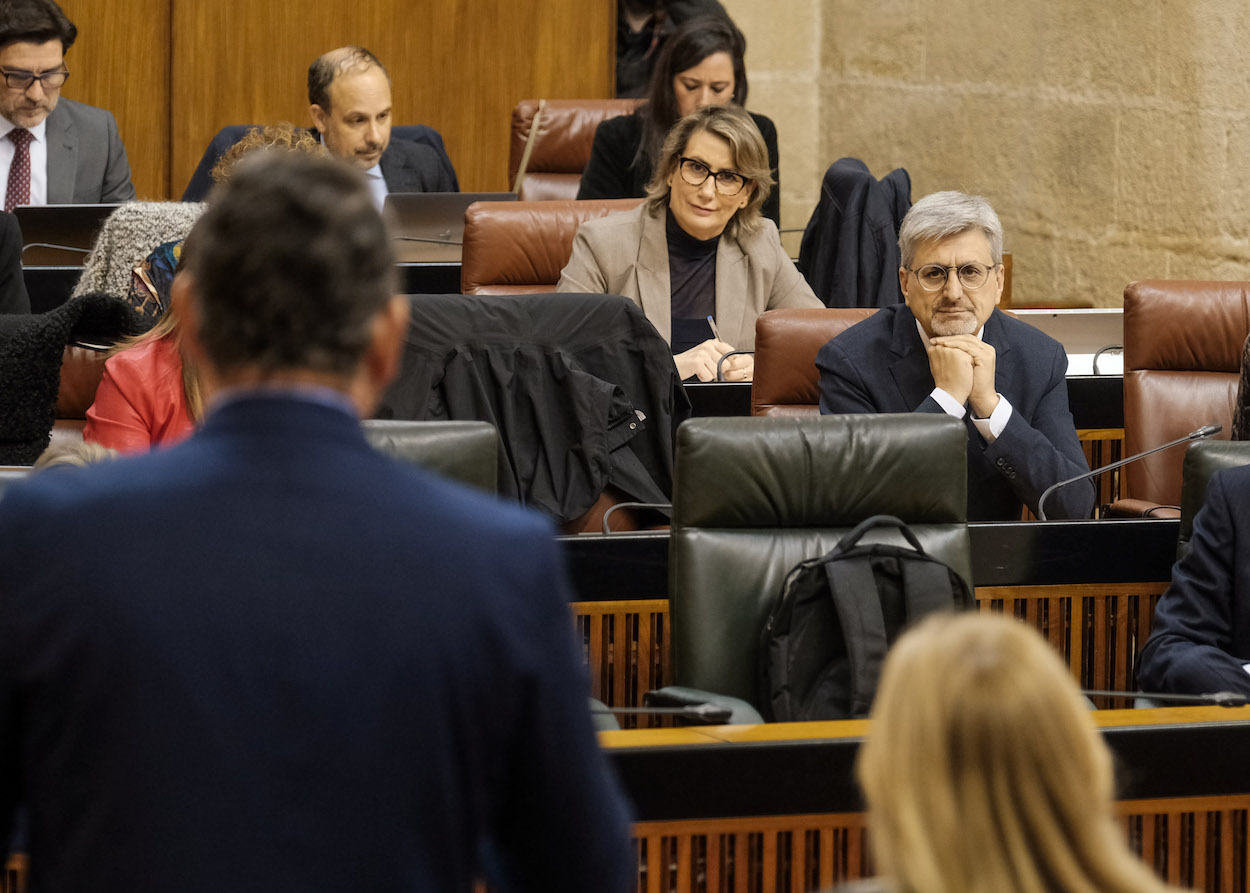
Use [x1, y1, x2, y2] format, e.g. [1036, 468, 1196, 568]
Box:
[307, 46, 455, 207]
[0, 0, 134, 209]
[816, 190, 1094, 522]
[0, 153, 633, 893]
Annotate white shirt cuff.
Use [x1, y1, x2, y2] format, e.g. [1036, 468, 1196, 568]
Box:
[971, 394, 1012, 442]
[929, 387, 966, 419]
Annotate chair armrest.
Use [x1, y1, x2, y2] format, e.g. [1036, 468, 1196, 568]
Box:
[644, 686, 766, 725]
[1105, 498, 1181, 519]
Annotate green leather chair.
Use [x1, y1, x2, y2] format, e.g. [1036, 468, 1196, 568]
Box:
[0, 422, 499, 504]
[651, 414, 973, 723]
[362, 420, 498, 494]
[1177, 440, 1250, 559]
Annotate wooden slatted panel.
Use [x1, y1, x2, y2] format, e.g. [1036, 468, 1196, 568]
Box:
[817, 828, 833, 890]
[575, 586, 1167, 722]
[627, 797, 1249, 892]
[1080, 429, 1125, 508]
[573, 600, 669, 727]
[706, 833, 721, 893]
[975, 583, 1168, 705]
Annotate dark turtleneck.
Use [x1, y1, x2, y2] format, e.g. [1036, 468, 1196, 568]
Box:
[666, 209, 719, 355]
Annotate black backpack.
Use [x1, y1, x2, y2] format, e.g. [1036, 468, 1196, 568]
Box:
[760, 514, 973, 722]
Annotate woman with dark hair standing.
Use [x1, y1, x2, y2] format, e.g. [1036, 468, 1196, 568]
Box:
[579, 15, 781, 227]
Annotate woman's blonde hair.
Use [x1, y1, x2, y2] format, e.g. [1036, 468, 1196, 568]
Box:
[857, 612, 1172, 893]
[644, 104, 772, 240]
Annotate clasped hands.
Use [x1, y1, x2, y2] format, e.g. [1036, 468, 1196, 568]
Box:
[675, 338, 753, 382]
[923, 334, 999, 417]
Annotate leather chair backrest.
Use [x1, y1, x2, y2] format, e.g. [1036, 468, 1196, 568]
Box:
[1122, 280, 1250, 506]
[752, 308, 878, 416]
[508, 99, 643, 202]
[670, 414, 971, 704]
[1177, 440, 1250, 557]
[181, 124, 458, 202]
[56, 344, 109, 419]
[362, 419, 498, 494]
[460, 198, 641, 295]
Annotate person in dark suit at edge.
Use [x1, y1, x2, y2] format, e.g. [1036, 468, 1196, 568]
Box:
[307, 46, 456, 209]
[0, 209, 29, 312]
[0, 152, 633, 893]
[816, 190, 1094, 522]
[1139, 466, 1250, 698]
[0, 0, 135, 209]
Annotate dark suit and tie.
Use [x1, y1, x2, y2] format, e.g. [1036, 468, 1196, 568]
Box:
[4, 100, 136, 207]
[817, 300, 1094, 521]
[817, 192, 1094, 522]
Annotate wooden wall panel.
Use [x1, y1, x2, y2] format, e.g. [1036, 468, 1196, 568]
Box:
[56, 0, 171, 199]
[170, 0, 614, 198]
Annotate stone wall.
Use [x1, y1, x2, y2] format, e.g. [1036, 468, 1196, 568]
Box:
[721, 0, 1250, 307]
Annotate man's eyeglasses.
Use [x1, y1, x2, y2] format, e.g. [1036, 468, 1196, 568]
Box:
[1, 68, 69, 91]
[905, 262, 999, 292]
[678, 157, 748, 196]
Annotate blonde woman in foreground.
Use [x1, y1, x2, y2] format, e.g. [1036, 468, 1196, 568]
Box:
[852, 613, 1174, 893]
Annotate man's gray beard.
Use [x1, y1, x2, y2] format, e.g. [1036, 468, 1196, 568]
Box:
[928, 313, 978, 337]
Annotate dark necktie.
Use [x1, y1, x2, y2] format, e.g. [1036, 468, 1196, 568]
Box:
[5, 128, 33, 213]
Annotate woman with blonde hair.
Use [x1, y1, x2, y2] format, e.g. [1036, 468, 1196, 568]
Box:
[559, 103, 818, 382]
[855, 612, 1173, 893]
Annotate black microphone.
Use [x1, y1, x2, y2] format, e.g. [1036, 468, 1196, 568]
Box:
[1081, 687, 1247, 707]
[1036, 424, 1222, 521]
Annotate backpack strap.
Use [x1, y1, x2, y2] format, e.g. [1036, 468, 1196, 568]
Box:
[900, 558, 962, 615]
[835, 514, 926, 556]
[821, 554, 889, 718]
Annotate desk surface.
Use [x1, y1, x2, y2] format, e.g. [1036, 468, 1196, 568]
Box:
[603, 707, 1250, 820]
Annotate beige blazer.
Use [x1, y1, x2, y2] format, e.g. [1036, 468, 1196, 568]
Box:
[556, 204, 820, 350]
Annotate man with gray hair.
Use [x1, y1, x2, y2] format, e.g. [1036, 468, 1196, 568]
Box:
[816, 190, 1093, 521]
[0, 153, 632, 892]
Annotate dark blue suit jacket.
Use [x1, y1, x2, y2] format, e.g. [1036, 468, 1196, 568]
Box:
[0, 395, 631, 893]
[816, 304, 1094, 521]
[1139, 466, 1250, 696]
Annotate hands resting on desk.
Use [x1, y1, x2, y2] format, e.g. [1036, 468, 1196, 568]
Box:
[677, 338, 753, 382]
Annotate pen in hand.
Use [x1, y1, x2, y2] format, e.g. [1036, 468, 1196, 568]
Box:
[706, 315, 721, 341]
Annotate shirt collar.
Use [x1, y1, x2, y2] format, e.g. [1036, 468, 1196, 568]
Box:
[206, 383, 360, 420]
[0, 116, 47, 143]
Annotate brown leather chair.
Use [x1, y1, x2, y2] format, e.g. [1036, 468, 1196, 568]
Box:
[53, 344, 110, 444]
[751, 307, 877, 416]
[508, 99, 642, 201]
[460, 198, 641, 295]
[1119, 280, 1249, 514]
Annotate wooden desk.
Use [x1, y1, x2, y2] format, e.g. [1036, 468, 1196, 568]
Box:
[603, 708, 1250, 891]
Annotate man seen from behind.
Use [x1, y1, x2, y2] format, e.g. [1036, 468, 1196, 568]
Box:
[0, 152, 632, 893]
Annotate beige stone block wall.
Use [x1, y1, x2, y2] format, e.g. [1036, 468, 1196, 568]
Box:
[720, 0, 1250, 307]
